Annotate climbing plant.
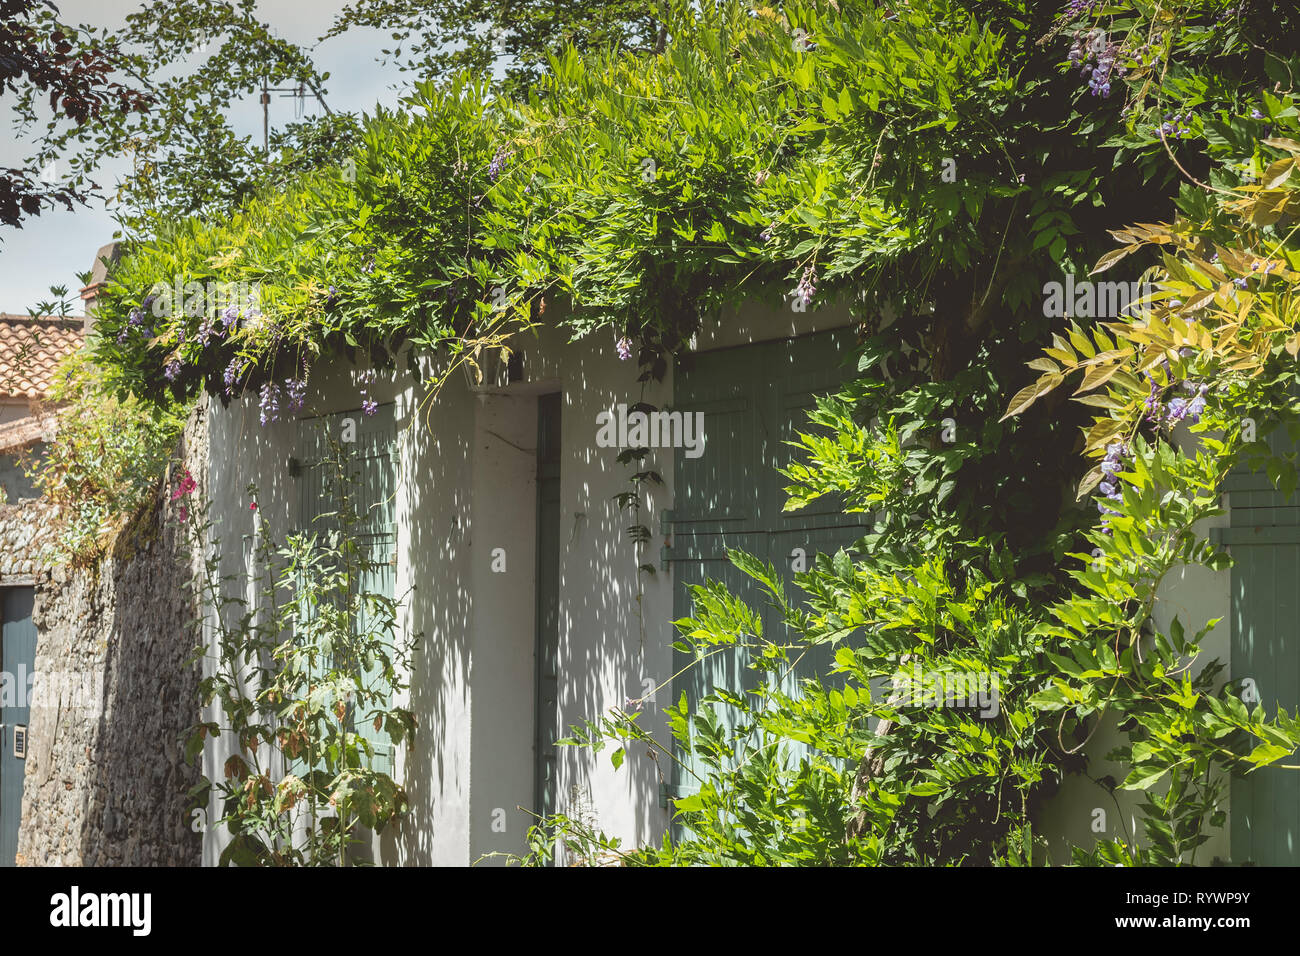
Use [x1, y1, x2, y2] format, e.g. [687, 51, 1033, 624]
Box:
[61, 0, 1300, 864]
[181, 432, 418, 866]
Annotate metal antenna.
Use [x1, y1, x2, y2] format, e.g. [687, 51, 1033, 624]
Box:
[259, 28, 335, 157]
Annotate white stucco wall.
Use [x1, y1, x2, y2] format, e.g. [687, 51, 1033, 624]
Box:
[197, 298, 859, 865]
[204, 296, 1257, 867]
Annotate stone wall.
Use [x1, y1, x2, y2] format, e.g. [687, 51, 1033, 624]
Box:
[14, 398, 207, 866]
[0, 497, 62, 583]
[0, 443, 45, 503]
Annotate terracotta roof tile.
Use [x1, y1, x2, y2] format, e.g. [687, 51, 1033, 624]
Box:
[0, 315, 84, 399]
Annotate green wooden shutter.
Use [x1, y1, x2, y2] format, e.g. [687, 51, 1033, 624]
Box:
[1218, 424, 1300, 864]
[297, 404, 398, 776]
[664, 329, 870, 806]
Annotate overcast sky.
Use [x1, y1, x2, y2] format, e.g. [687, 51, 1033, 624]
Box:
[0, 0, 414, 314]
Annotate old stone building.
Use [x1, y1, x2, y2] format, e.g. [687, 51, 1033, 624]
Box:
[2, 244, 201, 866]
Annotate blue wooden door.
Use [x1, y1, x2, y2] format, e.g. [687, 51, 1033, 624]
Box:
[664, 329, 871, 805]
[1219, 425, 1300, 864]
[1, 588, 36, 867]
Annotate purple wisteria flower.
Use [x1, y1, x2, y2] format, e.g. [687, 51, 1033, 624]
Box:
[1143, 376, 1164, 423]
[616, 336, 633, 361]
[1185, 383, 1209, 425]
[358, 368, 378, 415]
[223, 357, 245, 396]
[1251, 108, 1264, 119]
[1069, 28, 1124, 97]
[163, 359, 182, 382]
[488, 146, 508, 181]
[1160, 112, 1193, 139]
[286, 377, 308, 413]
[1166, 397, 1190, 425]
[794, 266, 817, 309]
[761, 223, 776, 242]
[197, 315, 220, 347]
[1088, 41, 1120, 97]
[1097, 442, 1130, 533]
[259, 381, 281, 426]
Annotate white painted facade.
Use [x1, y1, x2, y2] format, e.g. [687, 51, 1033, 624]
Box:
[199, 299, 856, 865]
[196, 298, 1245, 865]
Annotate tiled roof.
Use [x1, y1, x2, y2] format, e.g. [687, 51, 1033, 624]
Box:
[0, 315, 84, 399]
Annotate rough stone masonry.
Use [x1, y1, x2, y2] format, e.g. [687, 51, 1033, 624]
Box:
[13, 398, 208, 866]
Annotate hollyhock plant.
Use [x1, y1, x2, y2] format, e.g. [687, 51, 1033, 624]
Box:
[172, 469, 196, 522]
[171, 470, 196, 501]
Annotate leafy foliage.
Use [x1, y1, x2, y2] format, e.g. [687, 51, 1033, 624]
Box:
[509, 0, 1300, 866]
[15, 0, 348, 237]
[25, 346, 187, 564]
[184, 443, 418, 866]
[324, 0, 670, 93]
[0, 0, 149, 231]
[1002, 73, 1300, 864]
[61, 0, 1300, 864]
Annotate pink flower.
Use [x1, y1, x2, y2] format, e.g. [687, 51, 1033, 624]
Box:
[250, 502, 258, 511]
[171, 469, 196, 501]
[178, 505, 188, 522]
